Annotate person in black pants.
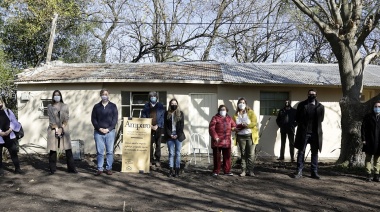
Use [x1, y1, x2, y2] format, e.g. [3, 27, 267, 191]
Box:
[0, 99, 23, 175]
[141, 91, 165, 168]
[276, 100, 297, 162]
[294, 89, 324, 180]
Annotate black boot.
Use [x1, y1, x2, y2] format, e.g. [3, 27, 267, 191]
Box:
[167, 168, 174, 177]
[49, 150, 57, 174]
[65, 149, 78, 173]
[366, 174, 372, 182]
[373, 174, 379, 182]
[311, 171, 321, 180]
[174, 168, 180, 177]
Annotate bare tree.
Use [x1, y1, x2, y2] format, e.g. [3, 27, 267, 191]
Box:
[215, 0, 296, 62]
[85, 0, 128, 63]
[291, 0, 380, 165]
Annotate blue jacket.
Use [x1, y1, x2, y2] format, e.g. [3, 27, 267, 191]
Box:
[91, 101, 118, 133]
[141, 102, 165, 128]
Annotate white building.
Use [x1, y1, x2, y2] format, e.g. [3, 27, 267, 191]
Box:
[14, 61, 380, 159]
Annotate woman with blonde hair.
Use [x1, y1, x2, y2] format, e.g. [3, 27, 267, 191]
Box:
[0, 98, 23, 175]
[233, 97, 259, 177]
[164, 99, 186, 177]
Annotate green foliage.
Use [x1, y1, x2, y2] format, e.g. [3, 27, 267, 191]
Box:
[0, 39, 17, 109]
[0, 0, 96, 68]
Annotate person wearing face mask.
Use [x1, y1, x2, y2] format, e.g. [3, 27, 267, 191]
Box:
[0, 98, 23, 175]
[233, 97, 259, 177]
[91, 89, 118, 176]
[276, 100, 297, 162]
[361, 100, 380, 182]
[209, 105, 236, 177]
[164, 99, 185, 177]
[294, 89, 324, 180]
[141, 91, 165, 168]
[47, 90, 77, 174]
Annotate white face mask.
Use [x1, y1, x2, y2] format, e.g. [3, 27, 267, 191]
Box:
[238, 103, 246, 110]
[53, 96, 61, 102]
[219, 111, 227, 117]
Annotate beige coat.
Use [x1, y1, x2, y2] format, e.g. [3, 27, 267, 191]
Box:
[47, 102, 72, 151]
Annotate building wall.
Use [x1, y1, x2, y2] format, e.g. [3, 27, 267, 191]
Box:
[17, 82, 346, 159]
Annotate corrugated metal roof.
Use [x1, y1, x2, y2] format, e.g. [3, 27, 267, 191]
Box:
[16, 62, 223, 82]
[15, 61, 380, 87]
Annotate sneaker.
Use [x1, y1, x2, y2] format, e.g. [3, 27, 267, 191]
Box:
[105, 170, 113, 175]
[239, 171, 246, 177]
[155, 162, 161, 167]
[246, 172, 254, 177]
[294, 171, 302, 179]
[212, 173, 218, 177]
[291, 158, 296, 162]
[277, 157, 284, 161]
[94, 170, 103, 176]
[225, 172, 234, 176]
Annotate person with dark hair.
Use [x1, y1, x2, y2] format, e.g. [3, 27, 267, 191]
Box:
[276, 99, 297, 162]
[164, 99, 185, 177]
[294, 89, 324, 180]
[0, 98, 23, 175]
[209, 105, 236, 177]
[141, 91, 165, 168]
[361, 100, 380, 182]
[232, 97, 259, 177]
[91, 89, 118, 176]
[47, 90, 77, 174]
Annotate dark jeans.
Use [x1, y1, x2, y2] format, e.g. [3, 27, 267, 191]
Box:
[296, 133, 318, 172]
[150, 128, 163, 163]
[280, 131, 295, 159]
[0, 138, 20, 170]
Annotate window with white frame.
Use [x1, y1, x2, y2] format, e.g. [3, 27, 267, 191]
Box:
[40, 99, 51, 118]
[121, 91, 167, 118]
[260, 91, 289, 115]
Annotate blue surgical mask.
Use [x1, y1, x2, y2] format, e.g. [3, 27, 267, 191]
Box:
[150, 96, 157, 103]
[53, 96, 61, 102]
[374, 108, 380, 114]
[101, 95, 108, 101]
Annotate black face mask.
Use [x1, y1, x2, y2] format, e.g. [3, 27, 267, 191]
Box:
[170, 105, 178, 111]
[308, 95, 316, 102]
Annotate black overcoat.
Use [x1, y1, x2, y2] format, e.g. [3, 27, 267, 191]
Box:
[361, 112, 380, 155]
[294, 99, 325, 152]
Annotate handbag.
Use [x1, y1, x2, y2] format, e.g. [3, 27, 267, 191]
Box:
[6, 109, 24, 139]
[14, 124, 24, 139]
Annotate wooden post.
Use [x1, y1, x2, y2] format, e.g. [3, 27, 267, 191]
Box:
[46, 13, 58, 63]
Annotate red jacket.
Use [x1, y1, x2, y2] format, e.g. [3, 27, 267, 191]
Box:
[209, 114, 236, 148]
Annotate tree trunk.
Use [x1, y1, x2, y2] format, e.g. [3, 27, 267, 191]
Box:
[338, 98, 366, 165]
[335, 42, 367, 165]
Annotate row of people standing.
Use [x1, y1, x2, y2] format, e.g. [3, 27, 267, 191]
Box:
[47, 89, 185, 177]
[141, 92, 185, 177]
[209, 97, 259, 177]
[209, 89, 325, 179]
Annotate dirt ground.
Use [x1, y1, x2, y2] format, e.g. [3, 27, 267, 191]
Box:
[1, 154, 380, 212]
